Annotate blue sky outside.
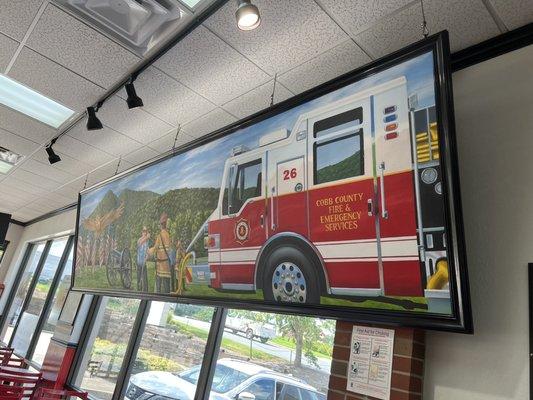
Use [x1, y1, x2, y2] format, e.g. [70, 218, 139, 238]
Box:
[80, 52, 435, 219]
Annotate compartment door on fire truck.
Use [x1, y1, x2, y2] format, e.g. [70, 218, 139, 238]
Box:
[372, 83, 423, 296]
[308, 103, 382, 296]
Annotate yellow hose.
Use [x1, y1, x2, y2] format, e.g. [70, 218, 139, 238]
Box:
[427, 259, 449, 290]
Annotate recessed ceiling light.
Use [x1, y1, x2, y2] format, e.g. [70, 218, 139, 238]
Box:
[0, 74, 75, 128]
[0, 147, 24, 174]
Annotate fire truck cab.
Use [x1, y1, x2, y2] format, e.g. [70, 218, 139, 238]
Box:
[206, 76, 440, 305]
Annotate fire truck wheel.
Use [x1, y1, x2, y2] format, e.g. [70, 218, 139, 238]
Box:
[263, 246, 320, 304]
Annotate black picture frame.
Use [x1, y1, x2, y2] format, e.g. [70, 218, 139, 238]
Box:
[72, 31, 472, 333]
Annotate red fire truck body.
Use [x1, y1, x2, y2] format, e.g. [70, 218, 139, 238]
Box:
[205, 77, 428, 304]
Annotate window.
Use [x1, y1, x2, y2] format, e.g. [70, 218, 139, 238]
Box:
[10, 238, 69, 356]
[314, 130, 364, 184]
[243, 379, 275, 400]
[73, 297, 141, 400]
[124, 302, 215, 400]
[31, 247, 74, 365]
[0, 241, 8, 264]
[1, 242, 46, 344]
[223, 159, 262, 215]
[210, 310, 333, 400]
[313, 108, 362, 138]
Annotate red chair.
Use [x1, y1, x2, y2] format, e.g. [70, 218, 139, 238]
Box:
[0, 382, 24, 399]
[0, 373, 41, 399]
[33, 388, 88, 400]
[0, 347, 14, 365]
[0, 365, 41, 378]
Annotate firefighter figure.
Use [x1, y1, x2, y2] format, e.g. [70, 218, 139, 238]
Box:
[136, 226, 150, 291]
[174, 239, 187, 294]
[149, 213, 173, 293]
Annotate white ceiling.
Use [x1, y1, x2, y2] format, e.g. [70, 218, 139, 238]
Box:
[0, 0, 531, 222]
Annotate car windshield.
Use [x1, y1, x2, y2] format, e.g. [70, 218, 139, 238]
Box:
[179, 364, 251, 394]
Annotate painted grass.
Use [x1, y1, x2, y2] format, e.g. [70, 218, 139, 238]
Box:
[75, 263, 429, 312]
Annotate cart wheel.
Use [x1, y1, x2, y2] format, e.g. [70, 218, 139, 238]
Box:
[106, 253, 120, 287]
[120, 248, 132, 289]
[260, 337, 269, 344]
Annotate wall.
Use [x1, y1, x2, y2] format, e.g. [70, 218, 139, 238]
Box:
[423, 44, 533, 399]
[0, 223, 24, 283]
[0, 208, 77, 314]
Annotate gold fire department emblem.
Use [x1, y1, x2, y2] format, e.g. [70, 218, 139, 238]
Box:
[235, 218, 250, 244]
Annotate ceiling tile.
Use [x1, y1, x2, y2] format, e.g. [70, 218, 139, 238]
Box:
[0, 188, 33, 205]
[0, 0, 43, 41]
[0, 105, 55, 144]
[10, 168, 61, 191]
[484, 0, 533, 30]
[19, 158, 75, 184]
[278, 40, 371, 94]
[8, 47, 106, 112]
[0, 196, 23, 213]
[32, 149, 94, 177]
[425, 0, 500, 52]
[0, 33, 18, 71]
[97, 95, 174, 144]
[155, 26, 271, 105]
[11, 210, 40, 222]
[354, 3, 423, 59]
[68, 121, 142, 158]
[182, 108, 237, 139]
[147, 130, 195, 154]
[318, 0, 413, 37]
[204, 0, 348, 74]
[26, 4, 140, 88]
[0, 127, 40, 157]
[1, 176, 47, 195]
[55, 177, 86, 199]
[118, 67, 216, 126]
[50, 133, 116, 167]
[85, 159, 134, 188]
[222, 80, 293, 119]
[123, 146, 160, 166]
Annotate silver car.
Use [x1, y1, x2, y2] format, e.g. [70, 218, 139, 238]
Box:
[125, 358, 326, 400]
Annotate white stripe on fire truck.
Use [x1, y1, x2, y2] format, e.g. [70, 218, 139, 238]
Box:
[323, 256, 420, 262]
[316, 238, 418, 259]
[208, 248, 260, 263]
[314, 235, 416, 246]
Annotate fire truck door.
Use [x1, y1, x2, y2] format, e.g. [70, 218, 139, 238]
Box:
[373, 92, 423, 296]
[268, 156, 307, 237]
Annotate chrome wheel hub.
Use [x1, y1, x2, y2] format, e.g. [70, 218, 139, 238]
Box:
[272, 262, 306, 303]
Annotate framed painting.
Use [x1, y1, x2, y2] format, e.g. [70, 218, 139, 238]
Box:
[73, 31, 472, 332]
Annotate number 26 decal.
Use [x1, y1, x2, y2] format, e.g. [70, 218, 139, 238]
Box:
[283, 168, 297, 180]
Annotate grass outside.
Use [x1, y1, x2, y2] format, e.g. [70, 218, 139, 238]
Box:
[270, 336, 332, 359]
[169, 320, 282, 362]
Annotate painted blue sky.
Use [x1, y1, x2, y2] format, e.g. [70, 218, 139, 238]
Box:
[80, 52, 435, 219]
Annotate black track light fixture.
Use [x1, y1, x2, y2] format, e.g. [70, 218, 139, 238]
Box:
[125, 81, 143, 109]
[86, 105, 103, 131]
[236, 0, 261, 31]
[46, 139, 61, 164]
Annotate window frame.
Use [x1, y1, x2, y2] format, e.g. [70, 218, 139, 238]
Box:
[223, 158, 263, 216]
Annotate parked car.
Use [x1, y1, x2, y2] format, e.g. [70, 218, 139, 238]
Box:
[225, 316, 277, 343]
[125, 358, 325, 400]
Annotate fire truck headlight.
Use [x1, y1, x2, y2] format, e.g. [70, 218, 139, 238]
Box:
[421, 167, 438, 184]
[435, 182, 442, 195]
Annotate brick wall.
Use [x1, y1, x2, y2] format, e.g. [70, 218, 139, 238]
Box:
[328, 321, 425, 400]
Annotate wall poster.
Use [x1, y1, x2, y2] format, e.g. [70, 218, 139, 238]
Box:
[347, 326, 395, 400]
[73, 31, 472, 332]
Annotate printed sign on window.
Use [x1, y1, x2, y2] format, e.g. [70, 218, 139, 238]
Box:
[346, 326, 395, 400]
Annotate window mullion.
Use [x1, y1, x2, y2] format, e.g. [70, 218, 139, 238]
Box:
[194, 307, 228, 400]
[113, 299, 150, 400]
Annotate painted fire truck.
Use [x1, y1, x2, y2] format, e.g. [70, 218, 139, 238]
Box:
[194, 77, 449, 309]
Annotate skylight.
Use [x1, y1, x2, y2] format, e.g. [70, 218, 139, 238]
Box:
[0, 74, 75, 128]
